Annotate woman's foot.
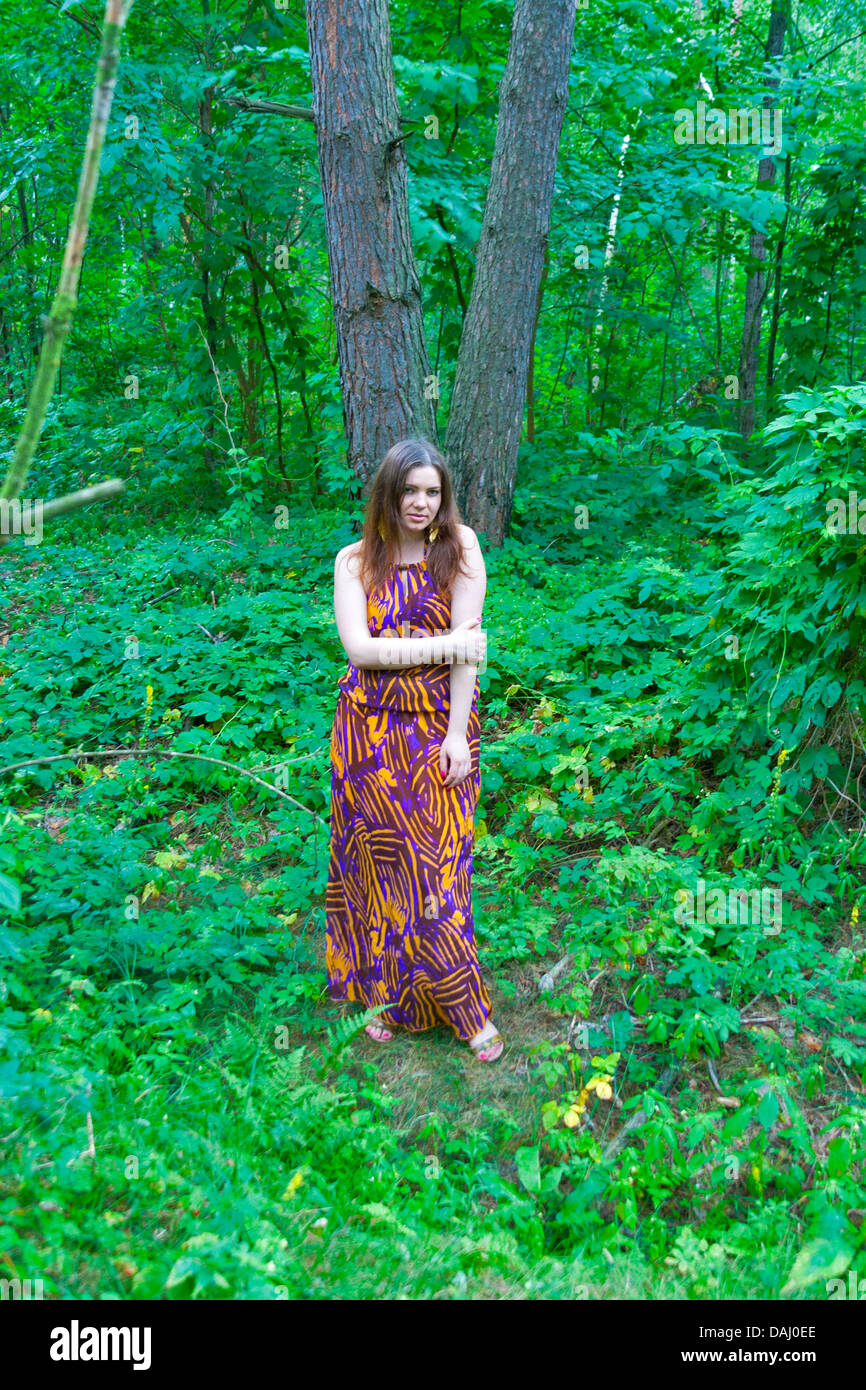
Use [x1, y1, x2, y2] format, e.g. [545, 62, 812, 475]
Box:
[365, 1021, 394, 1042]
[468, 1019, 504, 1062]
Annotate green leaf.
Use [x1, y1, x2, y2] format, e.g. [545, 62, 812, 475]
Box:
[781, 1238, 854, 1295]
[757, 1089, 779, 1130]
[827, 1136, 852, 1179]
[0, 874, 21, 913]
[514, 1145, 541, 1195]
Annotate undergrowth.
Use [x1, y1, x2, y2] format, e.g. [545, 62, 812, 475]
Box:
[1, 390, 865, 1299]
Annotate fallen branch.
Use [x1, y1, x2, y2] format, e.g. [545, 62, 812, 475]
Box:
[0, 746, 326, 827]
[41, 478, 125, 521]
[538, 953, 572, 993]
[249, 752, 324, 771]
[0, 480, 125, 546]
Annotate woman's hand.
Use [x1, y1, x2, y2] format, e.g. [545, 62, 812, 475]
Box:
[438, 732, 472, 788]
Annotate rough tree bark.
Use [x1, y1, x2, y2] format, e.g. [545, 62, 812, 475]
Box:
[525, 244, 549, 443]
[306, 0, 436, 483]
[737, 5, 788, 439]
[444, 0, 577, 544]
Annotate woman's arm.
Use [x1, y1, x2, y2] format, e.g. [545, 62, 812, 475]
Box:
[440, 526, 487, 787]
[333, 543, 483, 670]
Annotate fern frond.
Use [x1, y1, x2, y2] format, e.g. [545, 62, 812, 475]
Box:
[317, 1003, 395, 1076]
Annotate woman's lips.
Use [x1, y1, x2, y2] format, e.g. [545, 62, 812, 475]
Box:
[408, 514, 426, 522]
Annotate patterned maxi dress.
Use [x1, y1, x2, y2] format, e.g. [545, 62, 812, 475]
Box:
[325, 546, 492, 1041]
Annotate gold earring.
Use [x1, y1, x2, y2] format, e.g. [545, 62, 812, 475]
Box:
[377, 520, 386, 541]
[428, 525, 439, 543]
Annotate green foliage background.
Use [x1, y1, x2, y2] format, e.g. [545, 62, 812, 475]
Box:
[1, 0, 865, 1301]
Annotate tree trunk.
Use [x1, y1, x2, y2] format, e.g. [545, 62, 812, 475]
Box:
[235, 195, 317, 484]
[713, 209, 727, 363]
[589, 125, 635, 409]
[525, 244, 549, 443]
[306, 0, 436, 483]
[244, 325, 260, 453]
[737, 5, 788, 439]
[765, 150, 792, 410]
[200, 0, 219, 473]
[444, 0, 577, 544]
[17, 181, 40, 368]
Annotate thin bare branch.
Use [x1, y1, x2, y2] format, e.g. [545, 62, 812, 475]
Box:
[0, 746, 326, 826]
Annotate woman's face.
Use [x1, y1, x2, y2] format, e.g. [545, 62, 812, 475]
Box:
[398, 465, 441, 535]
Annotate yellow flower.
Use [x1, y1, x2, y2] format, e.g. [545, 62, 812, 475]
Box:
[770, 747, 790, 802]
[282, 1171, 305, 1199]
[586, 1075, 614, 1099]
[564, 1090, 589, 1127]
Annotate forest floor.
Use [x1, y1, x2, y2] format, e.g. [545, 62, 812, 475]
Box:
[1, 449, 864, 1299]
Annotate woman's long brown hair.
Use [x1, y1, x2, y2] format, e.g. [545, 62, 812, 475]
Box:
[358, 438, 470, 596]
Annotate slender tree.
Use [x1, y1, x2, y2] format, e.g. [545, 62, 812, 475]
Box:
[737, 4, 788, 439]
[444, 0, 577, 543]
[0, 0, 133, 536]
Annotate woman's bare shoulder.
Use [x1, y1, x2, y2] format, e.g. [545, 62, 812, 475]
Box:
[335, 539, 364, 573]
[456, 524, 484, 569]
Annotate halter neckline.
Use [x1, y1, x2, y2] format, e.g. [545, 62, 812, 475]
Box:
[394, 537, 429, 569]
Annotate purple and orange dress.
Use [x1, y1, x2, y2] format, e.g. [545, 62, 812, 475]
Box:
[325, 544, 492, 1041]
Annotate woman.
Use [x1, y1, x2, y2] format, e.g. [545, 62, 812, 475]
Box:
[326, 437, 504, 1062]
